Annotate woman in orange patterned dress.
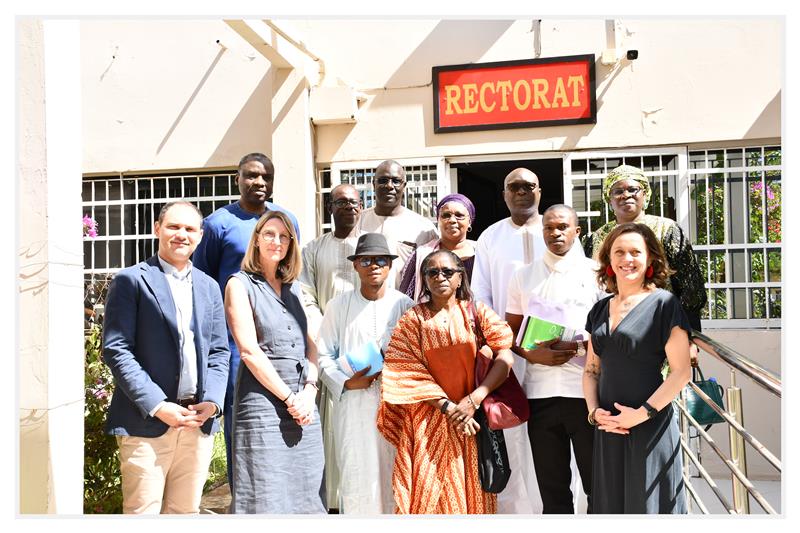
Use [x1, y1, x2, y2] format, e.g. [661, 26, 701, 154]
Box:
[377, 249, 515, 514]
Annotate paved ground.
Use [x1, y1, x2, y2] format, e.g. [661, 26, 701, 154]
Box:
[201, 477, 781, 515]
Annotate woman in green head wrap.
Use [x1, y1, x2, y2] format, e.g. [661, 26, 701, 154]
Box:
[582, 164, 707, 331]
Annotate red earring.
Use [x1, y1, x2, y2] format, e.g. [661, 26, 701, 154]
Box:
[646, 265, 654, 278]
[605, 265, 615, 277]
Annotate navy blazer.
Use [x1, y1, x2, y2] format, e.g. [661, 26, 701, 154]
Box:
[103, 255, 230, 437]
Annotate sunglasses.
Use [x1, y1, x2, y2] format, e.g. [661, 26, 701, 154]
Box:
[357, 256, 391, 268]
[506, 182, 539, 194]
[424, 267, 462, 279]
[611, 186, 644, 198]
[375, 177, 405, 187]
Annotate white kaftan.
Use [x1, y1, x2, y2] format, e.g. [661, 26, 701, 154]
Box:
[316, 288, 414, 514]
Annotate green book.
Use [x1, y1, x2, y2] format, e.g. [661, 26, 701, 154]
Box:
[518, 315, 579, 350]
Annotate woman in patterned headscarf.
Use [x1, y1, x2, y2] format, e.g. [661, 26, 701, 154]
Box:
[582, 164, 706, 331]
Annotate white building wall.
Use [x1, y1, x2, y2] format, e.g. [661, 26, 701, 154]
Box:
[19, 19, 84, 514]
[296, 19, 782, 162]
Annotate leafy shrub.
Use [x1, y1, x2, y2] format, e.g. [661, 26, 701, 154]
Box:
[83, 322, 123, 514]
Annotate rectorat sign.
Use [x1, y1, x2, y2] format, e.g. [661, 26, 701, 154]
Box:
[432, 54, 596, 133]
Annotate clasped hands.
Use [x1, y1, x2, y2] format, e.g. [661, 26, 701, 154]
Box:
[443, 395, 481, 436]
[286, 386, 317, 426]
[155, 401, 217, 430]
[594, 402, 649, 435]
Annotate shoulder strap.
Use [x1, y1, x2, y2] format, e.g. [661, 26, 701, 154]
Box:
[468, 301, 486, 346]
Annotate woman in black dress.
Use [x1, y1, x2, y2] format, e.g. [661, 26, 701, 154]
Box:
[583, 222, 692, 514]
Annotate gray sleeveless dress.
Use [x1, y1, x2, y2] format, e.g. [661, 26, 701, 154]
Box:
[229, 271, 326, 514]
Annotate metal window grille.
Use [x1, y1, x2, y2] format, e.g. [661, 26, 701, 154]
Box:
[317, 162, 441, 233]
[567, 151, 682, 238]
[82, 170, 238, 274]
[688, 146, 782, 326]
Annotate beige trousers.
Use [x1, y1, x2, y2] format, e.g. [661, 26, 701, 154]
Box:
[116, 427, 215, 514]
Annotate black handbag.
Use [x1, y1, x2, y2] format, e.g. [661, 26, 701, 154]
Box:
[474, 407, 511, 493]
[685, 365, 726, 430]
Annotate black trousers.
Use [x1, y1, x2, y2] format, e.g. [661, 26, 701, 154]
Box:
[527, 397, 594, 514]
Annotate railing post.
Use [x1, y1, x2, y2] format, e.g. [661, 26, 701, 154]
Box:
[727, 370, 750, 513]
[678, 391, 692, 513]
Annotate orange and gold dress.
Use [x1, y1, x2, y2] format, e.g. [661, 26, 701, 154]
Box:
[377, 300, 513, 514]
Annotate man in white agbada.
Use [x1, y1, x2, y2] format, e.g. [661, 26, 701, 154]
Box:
[358, 160, 438, 289]
[506, 205, 606, 514]
[472, 168, 583, 513]
[316, 233, 414, 514]
[299, 183, 363, 511]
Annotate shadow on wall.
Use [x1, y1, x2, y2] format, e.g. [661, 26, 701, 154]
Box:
[205, 70, 274, 168]
[157, 46, 227, 155]
[383, 19, 516, 90]
[744, 90, 781, 140]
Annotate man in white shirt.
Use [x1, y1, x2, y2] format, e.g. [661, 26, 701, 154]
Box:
[358, 160, 438, 288]
[299, 183, 364, 511]
[506, 204, 606, 513]
[471, 167, 546, 513]
[316, 233, 414, 514]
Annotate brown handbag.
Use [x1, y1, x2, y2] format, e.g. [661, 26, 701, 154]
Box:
[468, 302, 530, 430]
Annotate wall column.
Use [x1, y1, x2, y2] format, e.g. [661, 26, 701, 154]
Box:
[18, 19, 84, 514]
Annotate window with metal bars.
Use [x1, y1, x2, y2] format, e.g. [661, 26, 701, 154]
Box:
[688, 146, 781, 325]
[81, 170, 239, 274]
[317, 164, 439, 233]
[570, 152, 680, 238]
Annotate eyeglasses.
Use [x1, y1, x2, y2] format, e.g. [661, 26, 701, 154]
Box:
[260, 230, 292, 245]
[506, 182, 539, 194]
[332, 198, 361, 208]
[356, 256, 390, 268]
[375, 177, 405, 187]
[424, 267, 462, 279]
[439, 211, 468, 221]
[610, 186, 644, 198]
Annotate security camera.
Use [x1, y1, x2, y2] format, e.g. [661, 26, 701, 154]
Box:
[626, 50, 639, 60]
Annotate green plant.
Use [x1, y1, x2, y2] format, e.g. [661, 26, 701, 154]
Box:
[84, 322, 123, 514]
[204, 429, 228, 492]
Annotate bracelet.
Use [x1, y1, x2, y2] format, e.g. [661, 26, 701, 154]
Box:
[304, 381, 319, 391]
[440, 399, 451, 414]
[587, 407, 599, 426]
[467, 393, 478, 409]
[282, 391, 295, 403]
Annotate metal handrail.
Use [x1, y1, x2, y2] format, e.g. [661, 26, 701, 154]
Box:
[685, 381, 781, 471]
[675, 400, 777, 514]
[678, 332, 782, 515]
[692, 331, 781, 397]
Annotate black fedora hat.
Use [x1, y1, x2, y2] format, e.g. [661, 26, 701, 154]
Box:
[346, 233, 399, 261]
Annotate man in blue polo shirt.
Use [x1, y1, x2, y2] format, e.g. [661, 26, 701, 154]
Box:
[192, 152, 300, 484]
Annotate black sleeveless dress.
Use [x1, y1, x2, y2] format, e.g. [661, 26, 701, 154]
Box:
[585, 289, 690, 514]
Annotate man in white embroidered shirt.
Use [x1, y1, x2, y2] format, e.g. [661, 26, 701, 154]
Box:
[315, 233, 414, 513]
[505, 204, 606, 514]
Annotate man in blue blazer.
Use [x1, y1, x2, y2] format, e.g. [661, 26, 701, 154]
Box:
[103, 200, 230, 514]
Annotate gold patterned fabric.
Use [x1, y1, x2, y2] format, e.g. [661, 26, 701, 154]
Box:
[377, 300, 513, 514]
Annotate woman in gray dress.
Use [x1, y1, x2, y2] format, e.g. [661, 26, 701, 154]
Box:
[225, 210, 326, 513]
[583, 223, 692, 513]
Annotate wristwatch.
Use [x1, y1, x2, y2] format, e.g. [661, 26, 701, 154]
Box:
[575, 342, 586, 357]
[642, 401, 658, 419]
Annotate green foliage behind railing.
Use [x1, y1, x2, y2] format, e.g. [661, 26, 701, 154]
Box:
[84, 322, 123, 514]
